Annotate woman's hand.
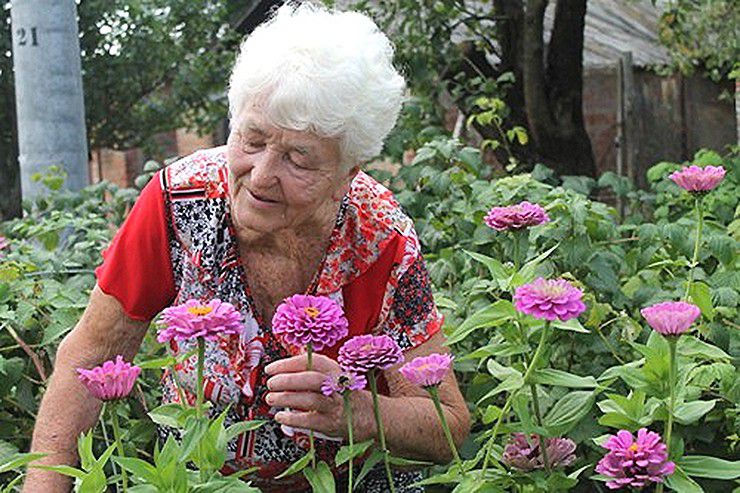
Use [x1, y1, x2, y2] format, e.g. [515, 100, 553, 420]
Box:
[264, 353, 374, 440]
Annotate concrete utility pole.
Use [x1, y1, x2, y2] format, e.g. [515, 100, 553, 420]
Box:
[11, 0, 88, 198]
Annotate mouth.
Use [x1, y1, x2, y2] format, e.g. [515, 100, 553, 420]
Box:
[247, 189, 280, 204]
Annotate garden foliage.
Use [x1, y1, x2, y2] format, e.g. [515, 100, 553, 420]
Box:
[0, 136, 738, 491]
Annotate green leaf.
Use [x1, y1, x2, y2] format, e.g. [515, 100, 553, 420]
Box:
[464, 250, 507, 282]
[673, 400, 716, 425]
[113, 456, 159, 483]
[446, 300, 516, 345]
[531, 369, 598, 388]
[664, 465, 704, 493]
[509, 243, 559, 288]
[678, 336, 731, 361]
[335, 439, 374, 466]
[0, 452, 47, 473]
[180, 416, 211, 459]
[354, 449, 384, 486]
[148, 403, 187, 428]
[136, 356, 177, 370]
[78, 466, 108, 493]
[303, 461, 335, 493]
[30, 464, 86, 479]
[387, 455, 432, 467]
[224, 420, 266, 442]
[678, 455, 740, 480]
[544, 391, 596, 436]
[550, 318, 590, 333]
[275, 450, 314, 479]
[689, 281, 715, 321]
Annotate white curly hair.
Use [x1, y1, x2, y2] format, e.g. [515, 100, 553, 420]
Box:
[227, 2, 406, 167]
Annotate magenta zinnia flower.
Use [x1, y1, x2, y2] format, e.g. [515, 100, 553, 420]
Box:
[321, 371, 367, 396]
[484, 201, 550, 232]
[338, 334, 403, 373]
[640, 301, 701, 337]
[669, 165, 726, 193]
[513, 278, 586, 321]
[596, 428, 675, 490]
[0, 236, 8, 257]
[77, 355, 141, 401]
[399, 353, 453, 388]
[503, 433, 576, 471]
[159, 298, 244, 343]
[272, 294, 349, 351]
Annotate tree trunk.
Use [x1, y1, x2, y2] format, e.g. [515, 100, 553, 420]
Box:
[522, 0, 596, 176]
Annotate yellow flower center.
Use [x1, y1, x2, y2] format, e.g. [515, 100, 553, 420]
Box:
[187, 306, 213, 316]
[628, 443, 639, 453]
[304, 306, 320, 318]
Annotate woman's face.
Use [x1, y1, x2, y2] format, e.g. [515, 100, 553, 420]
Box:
[227, 106, 356, 236]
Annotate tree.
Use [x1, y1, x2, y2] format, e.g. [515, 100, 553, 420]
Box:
[0, 0, 244, 220]
[355, 0, 597, 177]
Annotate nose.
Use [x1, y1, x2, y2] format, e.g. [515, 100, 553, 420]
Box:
[249, 148, 280, 190]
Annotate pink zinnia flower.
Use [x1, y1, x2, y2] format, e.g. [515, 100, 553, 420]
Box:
[399, 353, 453, 388]
[321, 371, 367, 396]
[503, 433, 577, 471]
[77, 355, 141, 401]
[158, 298, 244, 343]
[338, 334, 403, 373]
[513, 278, 586, 321]
[669, 165, 726, 193]
[596, 428, 675, 490]
[484, 201, 550, 232]
[272, 294, 348, 351]
[640, 301, 701, 337]
[0, 236, 8, 257]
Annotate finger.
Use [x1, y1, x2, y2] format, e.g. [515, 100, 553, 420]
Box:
[265, 353, 339, 375]
[267, 372, 327, 392]
[266, 391, 338, 413]
[274, 410, 336, 436]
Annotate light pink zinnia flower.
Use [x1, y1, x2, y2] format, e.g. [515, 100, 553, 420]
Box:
[321, 371, 367, 396]
[669, 165, 726, 193]
[77, 355, 141, 401]
[272, 294, 348, 351]
[0, 236, 8, 257]
[640, 301, 701, 337]
[158, 298, 243, 343]
[596, 428, 675, 490]
[513, 278, 586, 321]
[399, 353, 453, 388]
[338, 334, 403, 373]
[484, 201, 550, 232]
[503, 433, 577, 471]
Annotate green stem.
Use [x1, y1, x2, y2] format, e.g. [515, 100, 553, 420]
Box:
[481, 392, 514, 478]
[684, 195, 703, 301]
[196, 337, 205, 416]
[169, 365, 187, 408]
[344, 392, 354, 493]
[368, 371, 396, 493]
[306, 343, 316, 469]
[428, 386, 465, 475]
[483, 322, 551, 477]
[101, 403, 120, 493]
[665, 338, 678, 456]
[656, 337, 679, 493]
[513, 231, 521, 272]
[529, 383, 550, 472]
[110, 402, 128, 493]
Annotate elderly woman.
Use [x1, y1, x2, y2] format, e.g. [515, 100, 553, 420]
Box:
[25, 4, 469, 492]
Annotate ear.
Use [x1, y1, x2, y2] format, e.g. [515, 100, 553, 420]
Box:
[332, 164, 360, 201]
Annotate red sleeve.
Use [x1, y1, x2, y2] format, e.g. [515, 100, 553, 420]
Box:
[95, 172, 176, 321]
